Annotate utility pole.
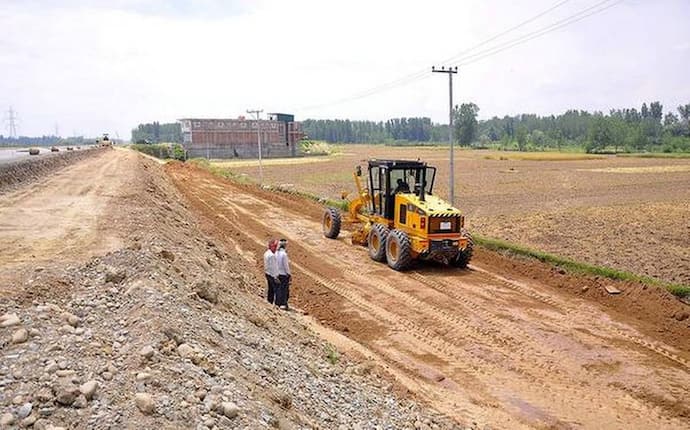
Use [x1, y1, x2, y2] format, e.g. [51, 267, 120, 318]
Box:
[246, 109, 264, 184]
[432, 66, 458, 206]
[5, 106, 18, 138]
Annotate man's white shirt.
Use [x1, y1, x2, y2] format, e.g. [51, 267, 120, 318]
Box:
[276, 249, 291, 276]
[263, 249, 279, 278]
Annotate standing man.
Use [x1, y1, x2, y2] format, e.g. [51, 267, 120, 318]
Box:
[276, 239, 291, 310]
[263, 239, 279, 305]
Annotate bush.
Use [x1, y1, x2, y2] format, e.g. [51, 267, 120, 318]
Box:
[130, 143, 186, 161]
[300, 139, 332, 155]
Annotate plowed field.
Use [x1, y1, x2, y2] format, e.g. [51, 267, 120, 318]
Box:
[221, 146, 690, 285]
[166, 161, 690, 430]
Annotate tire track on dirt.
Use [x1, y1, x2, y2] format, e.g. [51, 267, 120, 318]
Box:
[167, 164, 690, 429]
[184, 176, 660, 424]
[462, 267, 690, 370]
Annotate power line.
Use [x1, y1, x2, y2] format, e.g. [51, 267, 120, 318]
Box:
[297, 0, 572, 112]
[297, 0, 620, 112]
[454, 0, 621, 66]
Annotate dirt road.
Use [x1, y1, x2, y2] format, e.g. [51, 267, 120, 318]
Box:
[0, 149, 133, 289]
[167, 162, 690, 430]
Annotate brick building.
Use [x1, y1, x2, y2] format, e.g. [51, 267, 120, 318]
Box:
[179, 113, 303, 159]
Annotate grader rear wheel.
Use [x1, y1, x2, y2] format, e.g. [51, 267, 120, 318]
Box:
[386, 229, 412, 271]
[368, 223, 389, 262]
[322, 207, 342, 239]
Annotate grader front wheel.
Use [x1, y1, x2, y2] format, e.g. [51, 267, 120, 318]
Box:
[323, 207, 342, 239]
[368, 223, 389, 262]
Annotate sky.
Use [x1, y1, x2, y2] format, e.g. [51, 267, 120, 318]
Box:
[1, 0, 689, 138]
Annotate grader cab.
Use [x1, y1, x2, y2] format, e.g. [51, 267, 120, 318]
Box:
[322, 159, 473, 271]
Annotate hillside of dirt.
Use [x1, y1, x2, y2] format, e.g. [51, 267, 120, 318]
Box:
[0, 150, 457, 429]
[167, 160, 690, 429]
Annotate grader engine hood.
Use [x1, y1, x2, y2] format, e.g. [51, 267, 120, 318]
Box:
[403, 194, 462, 217]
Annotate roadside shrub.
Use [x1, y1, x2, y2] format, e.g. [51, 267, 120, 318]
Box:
[130, 143, 186, 161]
[301, 139, 332, 155]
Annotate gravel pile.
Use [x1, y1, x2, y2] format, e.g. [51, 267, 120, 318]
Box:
[0, 155, 464, 429]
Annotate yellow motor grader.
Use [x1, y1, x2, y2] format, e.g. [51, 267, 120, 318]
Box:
[322, 159, 473, 271]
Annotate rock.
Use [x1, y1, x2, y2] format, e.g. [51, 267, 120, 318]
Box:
[79, 380, 98, 400]
[139, 345, 155, 359]
[1, 412, 15, 426]
[195, 389, 207, 400]
[56, 370, 76, 377]
[18, 402, 33, 419]
[34, 387, 54, 403]
[177, 343, 195, 359]
[105, 268, 126, 284]
[12, 327, 29, 343]
[13, 395, 24, 405]
[674, 311, 689, 321]
[581, 285, 590, 293]
[33, 419, 50, 430]
[102, 371, 113, 381]
[135, 392, 155, 415]
[193, 280, 218, 304]
[73, 394, 88, 409]
[221, 401, 239, 419]
[1, 312, 21, 327]
[136, 372, 151, 381]
[55, 384, 80, 406]
[203, 417, 216, 427]
[59, 325, 75, 334]
[269, 389, 292, 410]
[61, 312, 80, 327]
[162, 327, 184, 345]
[160, 249, 175, 261]
[21, 414, 37, 427]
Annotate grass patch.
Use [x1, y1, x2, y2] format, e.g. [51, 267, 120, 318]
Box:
[483, 151, 605, 161]
[325, 344, 340, 365]
[581, 165, 690, 174]
[617, 152, 690, 159]
[475, 235, 690, 299]
[210, 156, 334, 169]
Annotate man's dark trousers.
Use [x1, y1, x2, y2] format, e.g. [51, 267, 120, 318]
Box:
[276, 275, 290, 307]
[266, 274, 277, 304]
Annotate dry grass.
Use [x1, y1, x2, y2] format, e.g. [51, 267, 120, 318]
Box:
[483, 152, 605, 161]
[583, 165, 690, 174]
[211, 155, 336, 168]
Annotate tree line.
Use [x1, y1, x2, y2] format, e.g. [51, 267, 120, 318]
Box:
[0, 135, 95, 147]
[131, 122, 182, 144]
[457, 101, 690, 153]
[303, 102, 690, 153]
[302, 118, 449, 144]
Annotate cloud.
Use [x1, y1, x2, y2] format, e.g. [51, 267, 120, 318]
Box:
[1, 0, 689, 137]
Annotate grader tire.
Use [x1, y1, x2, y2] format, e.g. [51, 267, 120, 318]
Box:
[386, 229, 413, 271]
[368, 223, 389, 262]
[323, 207, 342, 239]
[452, 229, 474, 269]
